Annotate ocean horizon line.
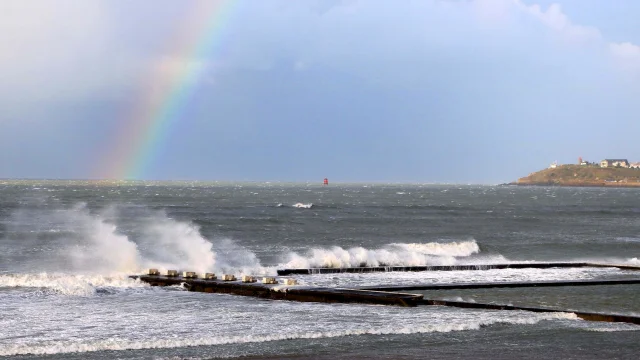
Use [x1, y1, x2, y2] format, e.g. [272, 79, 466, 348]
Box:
[0, 177, 499, 186]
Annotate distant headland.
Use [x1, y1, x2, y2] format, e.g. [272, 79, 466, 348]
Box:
[511, 158, 640, 187]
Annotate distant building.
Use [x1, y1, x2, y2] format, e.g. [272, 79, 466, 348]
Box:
[600, 159, 630, 168]
[549, 161, 558, 169]
[630, 162, 640, 169]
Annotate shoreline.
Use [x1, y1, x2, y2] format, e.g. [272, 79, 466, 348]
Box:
[508, 182, 640, 188]
[512, 164, 640, 188]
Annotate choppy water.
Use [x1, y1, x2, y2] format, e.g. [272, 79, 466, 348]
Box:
[1, 181, 639, 359]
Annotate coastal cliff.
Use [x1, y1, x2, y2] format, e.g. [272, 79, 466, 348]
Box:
[512, 165, 640, 187]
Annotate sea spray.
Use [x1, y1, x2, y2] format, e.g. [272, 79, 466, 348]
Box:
[136, 210, 267, 275]
[3, 203, 267, 277]
[136, 211, 217, 274]
[5, 202, 141, 274]
[212, 237, 268, 275]
[67, 205, 141, 273]
[283, 240, 481, 268]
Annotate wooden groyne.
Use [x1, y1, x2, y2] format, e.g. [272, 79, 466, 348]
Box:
[419, 298, 640, 325]
[133, 274, 423, 307]
[276, 262, 640, 276]
[132, 270, 640, 326]
[359, 278, 640, 292]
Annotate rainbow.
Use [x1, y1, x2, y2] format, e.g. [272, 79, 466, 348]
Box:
[98, 0, 238, 180]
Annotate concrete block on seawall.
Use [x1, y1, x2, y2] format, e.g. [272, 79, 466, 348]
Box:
[183, 271, 197, 278]
[283, 278, 298, 286]
[167, 270, 178, 277]
[241, 275, 257, 283]
[203, 272, 217, 280]
[148, 268, 160, 276]
[262, 277, 278, 284]
[222, 274, 237, 281]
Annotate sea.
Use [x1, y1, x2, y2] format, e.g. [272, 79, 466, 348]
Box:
[1, 181, 639, 359]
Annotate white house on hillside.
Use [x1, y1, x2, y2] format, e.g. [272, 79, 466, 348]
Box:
[600, 159, 630, 168]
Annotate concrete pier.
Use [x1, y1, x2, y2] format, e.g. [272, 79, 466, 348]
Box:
[276, 262, 640, 275]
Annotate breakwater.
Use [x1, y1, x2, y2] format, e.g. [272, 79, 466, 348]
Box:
[133, 273, 423, 307]
[133, 264, 640, 326]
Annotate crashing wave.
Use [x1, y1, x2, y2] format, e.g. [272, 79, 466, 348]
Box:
[2, 204, 269, 278]
[390, 241, 480, 257]
[283, 240, 482, 268]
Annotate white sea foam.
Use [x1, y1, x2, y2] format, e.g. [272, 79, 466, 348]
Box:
[584, 325, 640, 332]
[0, 273, 146, 296]
[283, 240, 481, 268]
[615, 237, 640, 243]
[0, 312, 576, 356]
[292, 202, 313, 209]
[391, 240, 480, 257]
[567, 318, 640, 332]
[441, 296, 476, 303]
[297, 267, 623, 288]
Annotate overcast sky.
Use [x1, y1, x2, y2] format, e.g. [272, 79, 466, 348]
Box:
[0, 0, 638, 183]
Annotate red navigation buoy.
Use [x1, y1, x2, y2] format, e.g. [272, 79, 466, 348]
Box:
[323, 178, 328, 185]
